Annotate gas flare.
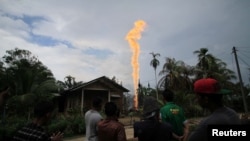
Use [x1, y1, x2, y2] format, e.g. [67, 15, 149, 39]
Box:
[125, 20, 146, 110]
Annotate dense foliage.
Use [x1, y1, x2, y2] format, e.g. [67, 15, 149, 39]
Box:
[0, 47, 249, 140]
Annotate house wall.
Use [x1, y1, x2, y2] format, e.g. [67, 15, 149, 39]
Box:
[83, 89, 109, 113]
[110, 91, 124, 113]
[64, 83, 124, 114]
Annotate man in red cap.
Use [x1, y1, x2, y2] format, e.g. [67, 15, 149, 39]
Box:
[187, 78, 240, 141]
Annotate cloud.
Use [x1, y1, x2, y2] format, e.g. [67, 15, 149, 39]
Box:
[0, 0, 250, 95]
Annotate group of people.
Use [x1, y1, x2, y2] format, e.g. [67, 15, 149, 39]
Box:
[85, 97, 127, 141]
[133, 78, 241, 141]
[83, 87, 187, 141]
[84, 78, 241, 141]
[133, 88, 187, 141]
[0, 77, 241, 141]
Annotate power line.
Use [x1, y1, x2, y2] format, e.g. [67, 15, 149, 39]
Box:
[236, 47, 250, 71]
[238, 51, 250, 60]
[237, 47, 250, 57]
[236, 46, 250, 49]
[238, 55, 250, 68]
[238, 50, 250, 54]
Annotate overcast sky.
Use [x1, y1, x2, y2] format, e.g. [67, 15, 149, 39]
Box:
[0, 0, 250, 95]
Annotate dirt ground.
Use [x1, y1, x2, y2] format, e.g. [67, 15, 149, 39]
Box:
[64, 125, 134, 141]
[64, 113, 249, 141]
[64, 117, 203, 141]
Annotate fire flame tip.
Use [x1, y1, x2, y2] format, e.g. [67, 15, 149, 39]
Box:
[125, 20, 146, 112]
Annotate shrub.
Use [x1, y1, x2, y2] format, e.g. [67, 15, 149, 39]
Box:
[0, 116, 27, 140]
[47, 118, 68, 134]
[67, 115, 85, 135]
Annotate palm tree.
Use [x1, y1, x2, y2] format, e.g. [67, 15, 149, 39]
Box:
[193, 48, 217, 78]
[193, 48, 238, 110]
[177, 62, 195, 91]
[193, 48, 236, 83]
[158, 57, 182, 90]
[150, 52, 160, 100]
[64, 75, 76, 88]
[57, 75, 83, 91]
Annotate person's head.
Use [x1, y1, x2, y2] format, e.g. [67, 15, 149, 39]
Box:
[162, 88, 174, 102]
[34, 100, 55, 124]
[142, 96, 160, 120]
[92, 96, 103, 111]
[104, 101, 118, 117]
[194, 78, 229, 109]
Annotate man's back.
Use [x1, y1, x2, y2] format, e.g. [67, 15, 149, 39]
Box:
[85, 109, 102, 141]
[188, 106, 240, 141]
[97, 118, 126, 141]
[160, 102, 186, 136]
[134, 120, 173, 141]
[11, 100, 63, 141]
[188, 78, 242, 141]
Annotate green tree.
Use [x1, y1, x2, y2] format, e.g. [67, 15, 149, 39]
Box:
[56, 75, 83, 92]
[177, 62, 195, 91]
[137, 83, 156, 109]
[1, 48, 58, 118]
[158, 57, 194, 92]
[158, 57, 182, 90]
[193, 48, 217, 78]
[0, 60, 8, 90]
[150, 52, 160, 100]
[193, 48, 236, 85]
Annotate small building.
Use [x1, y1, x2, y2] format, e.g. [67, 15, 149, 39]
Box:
[59, 76, 130, 114]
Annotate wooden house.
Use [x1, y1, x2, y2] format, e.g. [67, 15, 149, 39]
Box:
[59, 76, 130, 114]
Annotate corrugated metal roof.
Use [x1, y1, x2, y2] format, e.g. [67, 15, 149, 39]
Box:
[69, 75, 129, 92]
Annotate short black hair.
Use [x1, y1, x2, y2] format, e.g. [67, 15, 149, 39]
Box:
[104, 102, 117, 117]
[34, 101, 55, 118]
[162, 88, 174, 101]
[199, 93, 223, 105]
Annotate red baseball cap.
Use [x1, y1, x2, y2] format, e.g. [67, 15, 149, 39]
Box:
[194, 78, 231, 95]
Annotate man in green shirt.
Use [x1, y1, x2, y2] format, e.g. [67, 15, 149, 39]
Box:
[160, 89, 189, 141]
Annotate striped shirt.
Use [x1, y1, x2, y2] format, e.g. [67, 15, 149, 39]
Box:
[12, 122, 51, 141]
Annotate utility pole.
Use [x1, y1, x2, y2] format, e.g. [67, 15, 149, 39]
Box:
[232, 46, 248, 113]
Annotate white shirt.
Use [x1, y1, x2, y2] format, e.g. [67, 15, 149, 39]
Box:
[85, 109, 103, 141]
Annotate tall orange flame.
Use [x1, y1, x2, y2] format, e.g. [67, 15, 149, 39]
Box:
[125, 20, 146, 110]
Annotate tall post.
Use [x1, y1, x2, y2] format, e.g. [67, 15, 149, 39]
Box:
[155, 70, 159, 100]
[81, 89, 84, 115]
[108, 90, 111, 102]
[232, 46, 248, 113]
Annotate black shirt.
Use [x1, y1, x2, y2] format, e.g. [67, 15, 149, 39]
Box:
[134, 120, 173, 141]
